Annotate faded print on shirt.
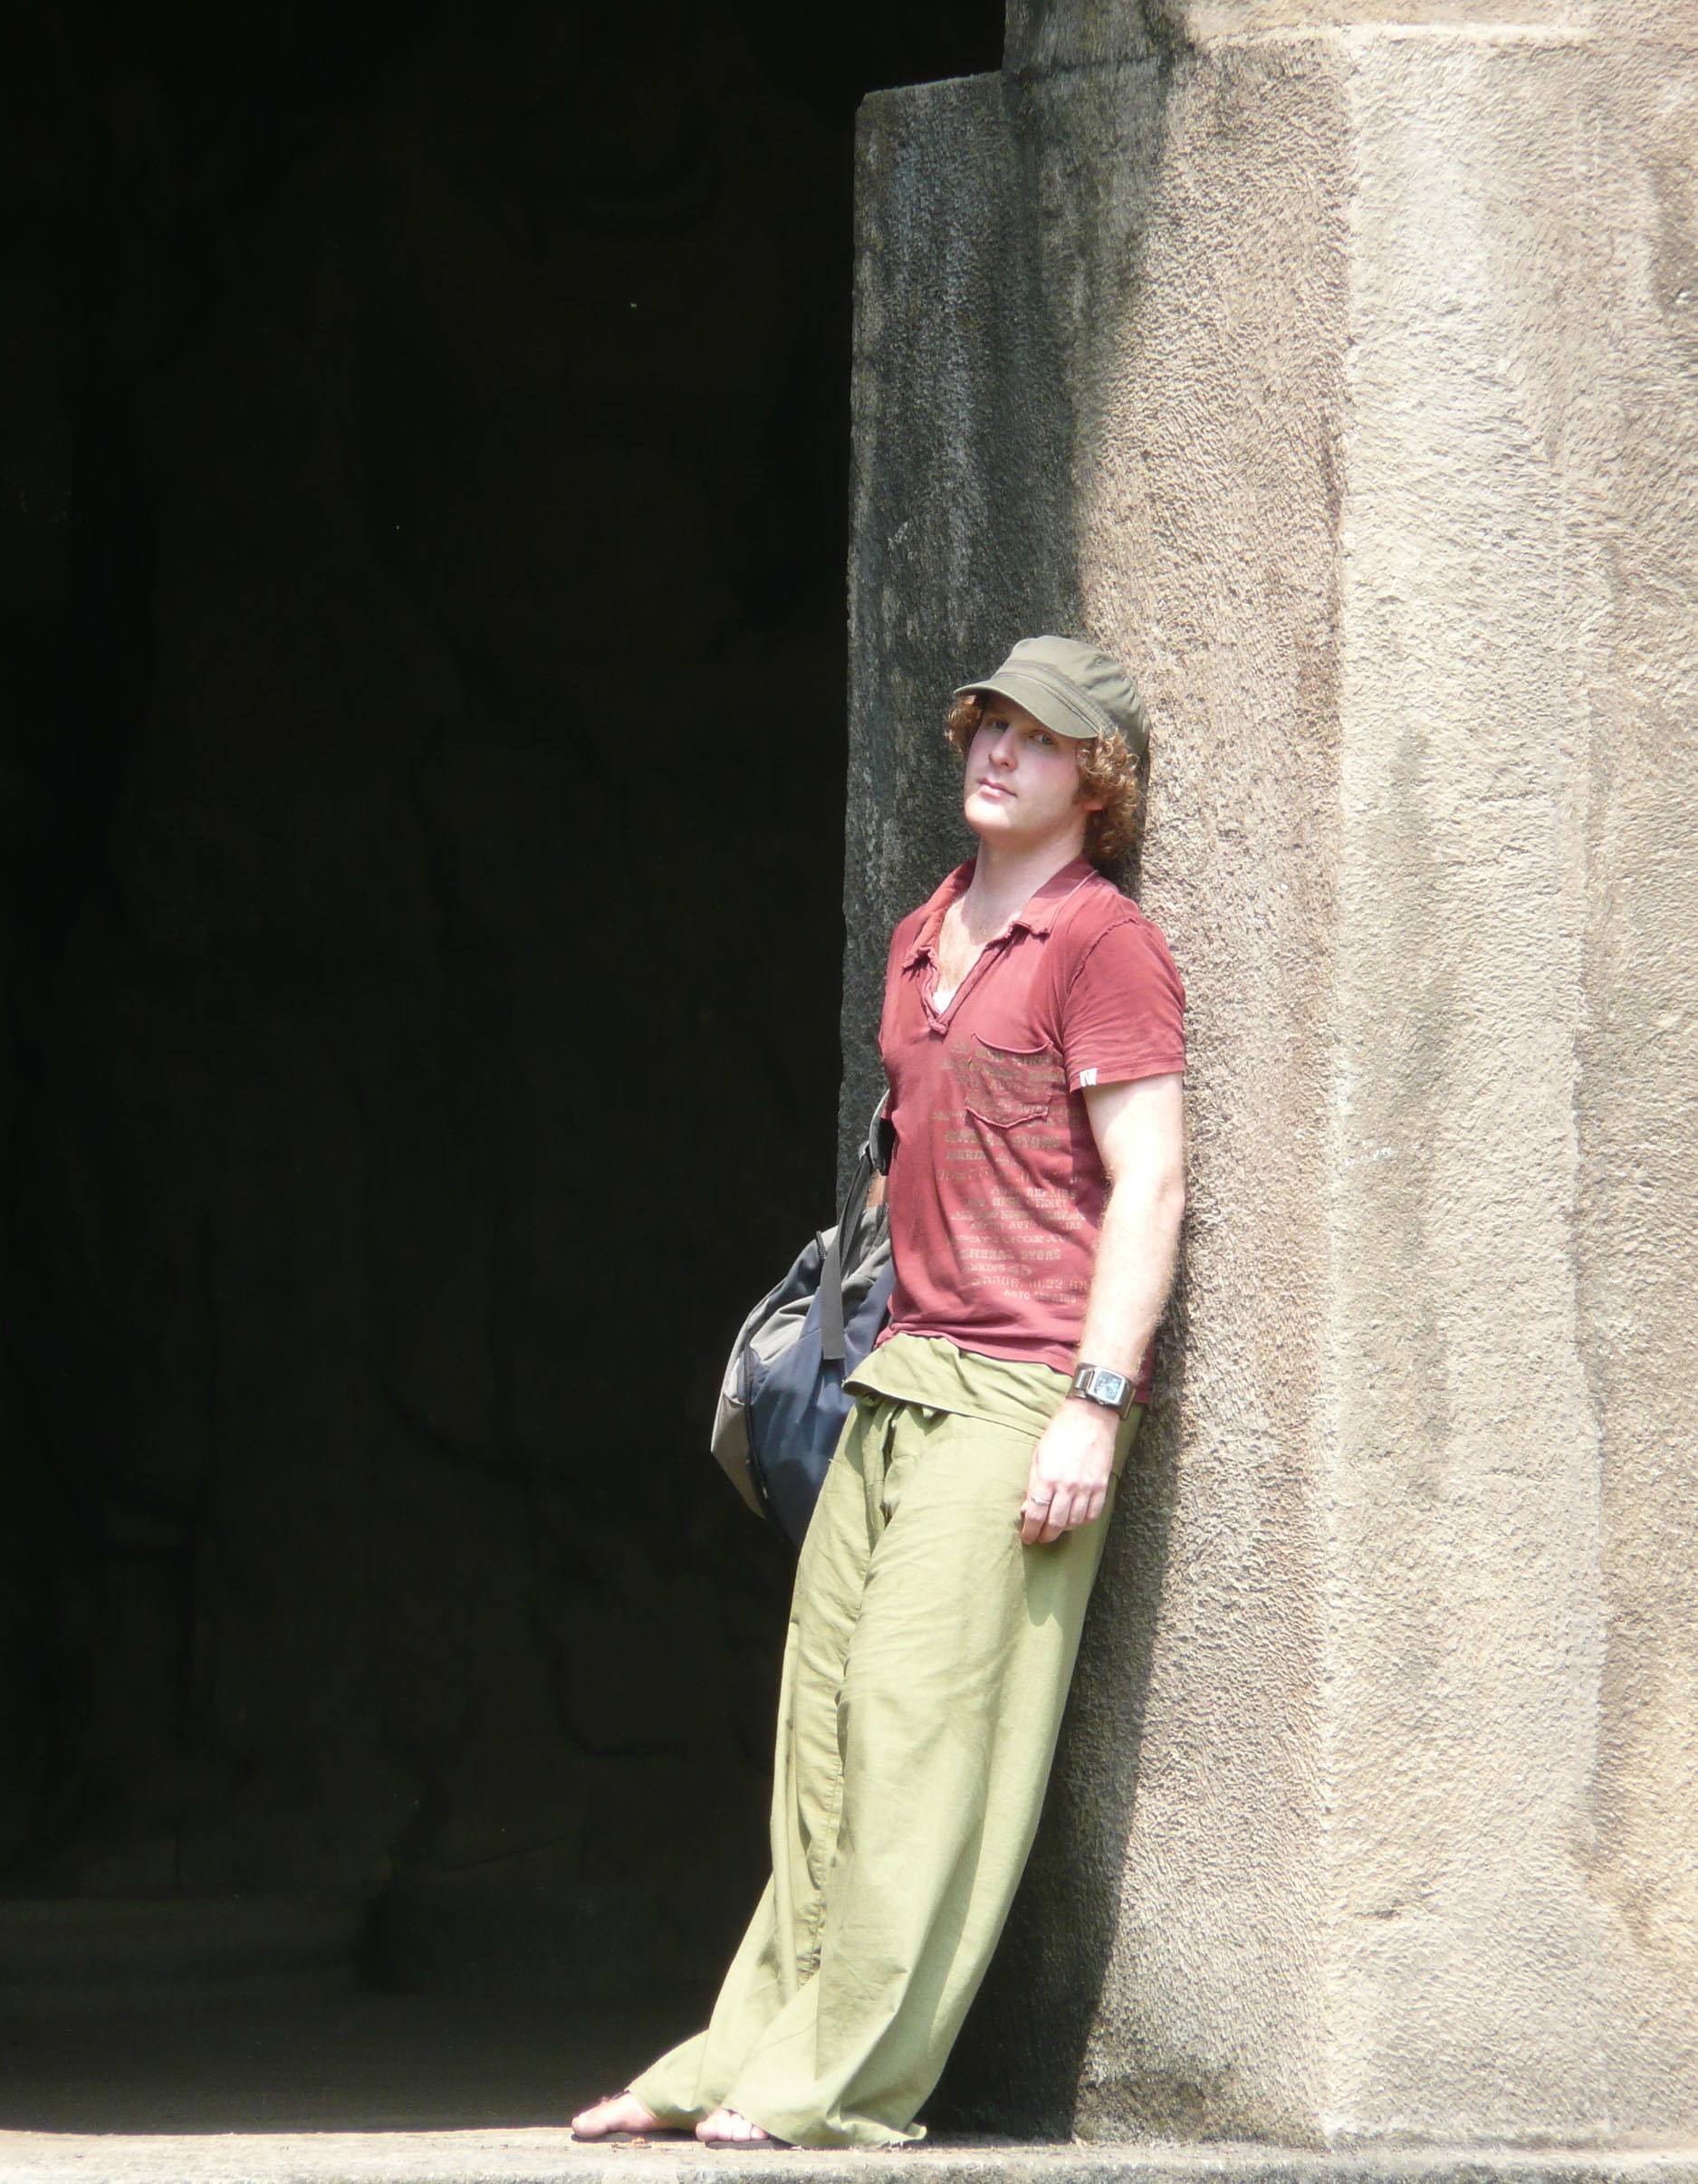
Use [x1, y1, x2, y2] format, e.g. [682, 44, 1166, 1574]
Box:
[876, 857, 1185, 1400]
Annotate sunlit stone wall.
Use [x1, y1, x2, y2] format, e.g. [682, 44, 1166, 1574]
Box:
[844, 0, 1698, 2145]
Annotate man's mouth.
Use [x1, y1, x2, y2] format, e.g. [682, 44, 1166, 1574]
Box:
[974, 779, 1013, 800]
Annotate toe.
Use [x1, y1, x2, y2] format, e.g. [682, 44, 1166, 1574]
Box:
[573, 2092, 659, 2138]
[697, 2106, 771, 2145]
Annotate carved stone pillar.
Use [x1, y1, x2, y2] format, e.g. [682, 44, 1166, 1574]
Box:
[844, 0, 1698, 2145]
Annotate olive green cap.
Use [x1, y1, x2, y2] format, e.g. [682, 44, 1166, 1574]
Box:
[954, 634, 1150, 762]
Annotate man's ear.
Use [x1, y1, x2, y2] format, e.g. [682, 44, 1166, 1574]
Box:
[1074, 750, 1105, 812]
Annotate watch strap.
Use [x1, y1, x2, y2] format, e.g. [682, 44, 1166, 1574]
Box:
[1070, 1363, 1134, 1417]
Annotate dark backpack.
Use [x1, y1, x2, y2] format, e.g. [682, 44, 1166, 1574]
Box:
[711, 1104, 894, 1546]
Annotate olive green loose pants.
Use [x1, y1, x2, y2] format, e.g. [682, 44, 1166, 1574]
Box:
[630, 1361, 1143, 2149]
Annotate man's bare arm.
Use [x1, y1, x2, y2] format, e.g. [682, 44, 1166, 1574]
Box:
[1071, 1070, 1186, 1382]
[1019, 1071, 1186, 1545]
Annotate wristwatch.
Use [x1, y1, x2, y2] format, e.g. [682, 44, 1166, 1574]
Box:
[1070, 1363, 1134, 1417]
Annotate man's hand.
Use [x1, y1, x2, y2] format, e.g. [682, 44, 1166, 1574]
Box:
[1019, 1397, 1120, 1545]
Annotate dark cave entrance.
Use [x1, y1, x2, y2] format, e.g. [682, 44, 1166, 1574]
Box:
[1, 0, 1001, 2126]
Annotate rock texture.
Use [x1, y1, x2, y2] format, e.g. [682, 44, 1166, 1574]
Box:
[1, 2135, 1697, 2184]
[848, 0, 1698, 2149]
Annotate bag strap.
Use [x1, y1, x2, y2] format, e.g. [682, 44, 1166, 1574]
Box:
[869, 1091, 893, 1178]
[819, 1160, 863, 1366]
[821, 1094, 890, 1366]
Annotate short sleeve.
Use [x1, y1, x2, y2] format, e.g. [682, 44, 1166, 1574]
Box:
[878, 911, 920, 1068]
[1059, 915, 1186, 1092]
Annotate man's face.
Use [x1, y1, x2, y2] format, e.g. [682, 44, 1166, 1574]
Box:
[963, 699, 1102, 851]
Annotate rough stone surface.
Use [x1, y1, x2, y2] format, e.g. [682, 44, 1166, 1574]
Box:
[1327, 22, 1698, 2147]
[849, 39, 1346, 2149]
[849, 0, 1698, 2152]
[0, 2138, 1694, 2184]
[1003, 4, 1598, 77]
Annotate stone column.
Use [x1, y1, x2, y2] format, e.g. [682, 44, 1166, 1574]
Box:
[844, 0, 1698, 2148]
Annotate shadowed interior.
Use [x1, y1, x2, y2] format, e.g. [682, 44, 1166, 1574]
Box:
[0, 0, 1002, 2129]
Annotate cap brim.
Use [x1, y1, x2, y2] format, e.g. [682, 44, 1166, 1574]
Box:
[952, 670, 1106, 742]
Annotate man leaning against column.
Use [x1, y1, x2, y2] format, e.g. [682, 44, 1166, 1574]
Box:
[573, 634, 1187, 2150]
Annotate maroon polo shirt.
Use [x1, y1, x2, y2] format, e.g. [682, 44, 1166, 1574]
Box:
[874, 857, 1186, 1403]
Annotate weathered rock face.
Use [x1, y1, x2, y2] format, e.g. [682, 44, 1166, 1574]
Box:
[850, 0, 1698, 2146]
[0, 0, 1000, 1993]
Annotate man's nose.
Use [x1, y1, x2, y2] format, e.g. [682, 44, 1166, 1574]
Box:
[990, 727, 1019, 764]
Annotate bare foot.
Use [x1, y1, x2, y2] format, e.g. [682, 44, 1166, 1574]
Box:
[571, 2091, 665, 2140]
[696, 2105, 774, 2146]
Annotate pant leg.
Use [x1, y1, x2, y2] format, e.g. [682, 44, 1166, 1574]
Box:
[635, 1393, 1137, 2147]
[628, 1394, 886, 2126]
[718, 1398, 1137, 2148]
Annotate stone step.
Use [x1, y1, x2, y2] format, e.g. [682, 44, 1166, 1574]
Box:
[0, 2131, 1696, 2184]
[0, 1896, 366, 2014]
[369, 1879, 682, 2005]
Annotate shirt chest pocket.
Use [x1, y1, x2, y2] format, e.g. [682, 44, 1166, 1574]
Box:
[955, 1037, 1067, 1129]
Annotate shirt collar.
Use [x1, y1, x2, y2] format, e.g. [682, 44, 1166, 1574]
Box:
[900, 856, 1095, 967]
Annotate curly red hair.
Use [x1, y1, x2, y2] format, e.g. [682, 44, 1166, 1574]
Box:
[945, 691, 1146, 867]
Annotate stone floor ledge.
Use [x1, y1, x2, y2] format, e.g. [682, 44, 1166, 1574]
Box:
[0, 2132, 1693, 2184]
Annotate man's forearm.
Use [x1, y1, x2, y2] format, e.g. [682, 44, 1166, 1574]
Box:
[1070, 1167, 1185, 1384]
